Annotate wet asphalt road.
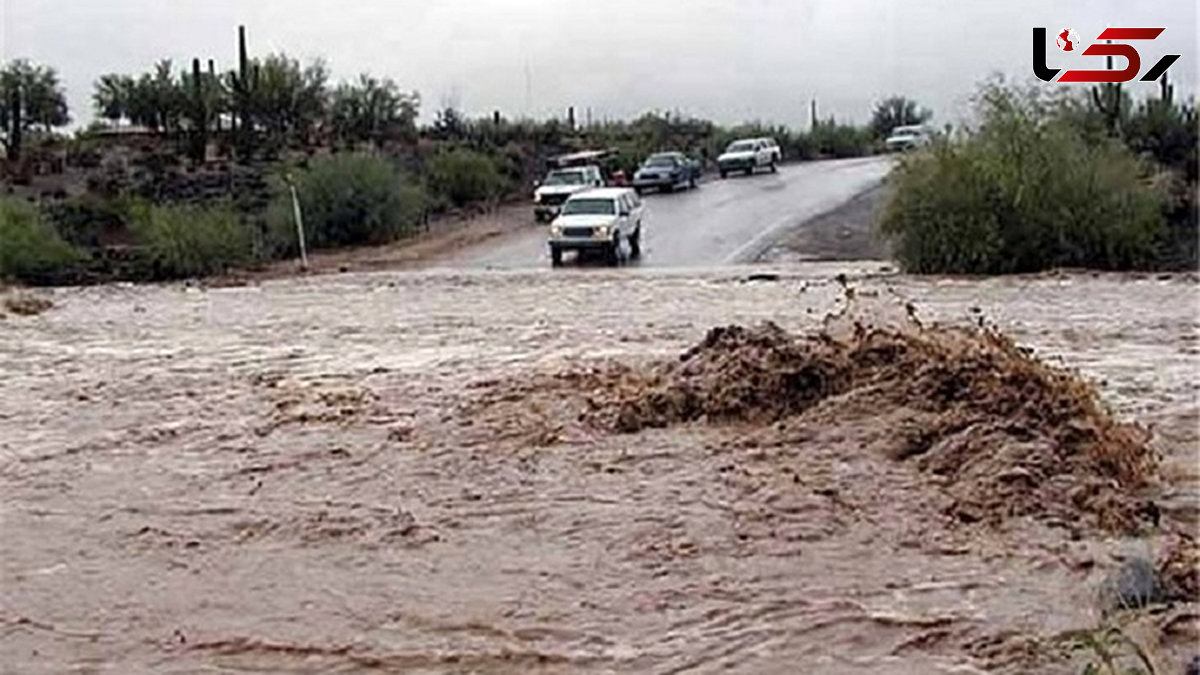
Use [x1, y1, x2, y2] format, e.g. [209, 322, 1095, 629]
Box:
[458, 156, 894, 269]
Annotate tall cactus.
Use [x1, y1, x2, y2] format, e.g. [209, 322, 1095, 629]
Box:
[208, 59, 221, 133]
[232, 25, 255, 160]
[1159, 70, 1174, 104]
[188, 58, 209, 163]
[7, 85, 20, 160]
[1091, 82, 1124, 135]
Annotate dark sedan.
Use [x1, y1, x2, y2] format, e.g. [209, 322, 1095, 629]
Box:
[632, 152, 701, 194]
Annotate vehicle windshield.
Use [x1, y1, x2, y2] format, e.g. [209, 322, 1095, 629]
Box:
[891, 127, 923, 136]
[561, 198, 616, 216]
[645, 155, 678, 167]
[726, 141, 756, 153]
[545, 171, 586, 186]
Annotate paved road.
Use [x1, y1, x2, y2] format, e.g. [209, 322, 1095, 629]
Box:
[457, 156, 893, 269]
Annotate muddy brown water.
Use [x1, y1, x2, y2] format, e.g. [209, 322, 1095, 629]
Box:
[1, 264, 1197, 674]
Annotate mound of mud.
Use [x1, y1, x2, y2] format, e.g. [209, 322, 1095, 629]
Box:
[587, 320, 1156, 531]
[3, 293, 54, 316]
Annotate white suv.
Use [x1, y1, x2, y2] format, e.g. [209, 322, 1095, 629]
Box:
[717, 138, 778, 178]
[548, 188, 645, 266]
[885, 125, 932, 152]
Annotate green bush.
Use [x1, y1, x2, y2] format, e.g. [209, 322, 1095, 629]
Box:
[266, 152, 425, 254]
[879, 85, 1166, 274]
[130, 202, 252, 279]
[425, 148, 506, 208]
[43, 195, 132, 249]
[0, 198, 88, 282]
[808, 121, 877, 158]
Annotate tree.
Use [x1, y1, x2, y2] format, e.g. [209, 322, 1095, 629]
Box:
[94, 74, 135, 125]
[0, 59, 70, 156]
[870, 96, 932, 139]
[124, 60, 185, 133]
[431, 106, 467, 140]
[244, 54, 329, 147]
[330, 74, 419, 147]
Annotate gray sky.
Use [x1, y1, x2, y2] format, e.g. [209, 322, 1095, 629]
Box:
[1, 0, 1195, 129]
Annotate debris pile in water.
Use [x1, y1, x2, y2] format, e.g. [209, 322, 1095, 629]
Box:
[3, 293, 54, 316]
[585, 300, 1155, 531]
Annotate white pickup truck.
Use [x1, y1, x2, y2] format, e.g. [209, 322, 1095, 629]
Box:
[533, 165, 604, 222]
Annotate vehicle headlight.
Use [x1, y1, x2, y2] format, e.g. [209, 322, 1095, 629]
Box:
[594, 225, 609, 238]
[550, 225, 562, 237]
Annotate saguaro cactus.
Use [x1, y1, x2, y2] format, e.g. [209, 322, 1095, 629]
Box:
[1159, 70, 1174, 103]
[1091, 82, 1124, 135]
[188, 58, 209, 163]
[232, 25, 256, 159]
[9, 85, 21, 160]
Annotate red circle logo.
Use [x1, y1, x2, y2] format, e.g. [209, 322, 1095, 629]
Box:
[1056, 28, 1080, 51]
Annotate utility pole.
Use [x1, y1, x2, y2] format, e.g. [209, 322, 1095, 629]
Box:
[524, 59, 533, 117]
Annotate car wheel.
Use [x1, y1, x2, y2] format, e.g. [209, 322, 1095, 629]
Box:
[629, 229, 641, 258]
[719, 170, 727, 179]
[769, 161, 778, 174]
[606, 237, 621, 266]
[688, 175, 697, 189]
[744, 167, 754, 176]
[534, 211, 544, 223]
[550, 247, 563, 267]
[662, 182, 674, 194]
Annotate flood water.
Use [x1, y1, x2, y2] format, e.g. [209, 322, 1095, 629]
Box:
[1, 264, 1196, 674]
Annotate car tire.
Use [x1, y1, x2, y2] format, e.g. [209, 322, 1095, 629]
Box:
[662, 182, 674, 194]
[629, 229, 641, 258]
[606, 237, 620, 266]
[550, 247, 563, 267]
[688, 175, 697, 189]
[534, 211, 544, 223]
[769, 161, 778, 174]
[719, 170, 728, 179]
[744, 167, 753, 176]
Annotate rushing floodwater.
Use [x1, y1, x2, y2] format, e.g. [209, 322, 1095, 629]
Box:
[1, 264, 1196, 674]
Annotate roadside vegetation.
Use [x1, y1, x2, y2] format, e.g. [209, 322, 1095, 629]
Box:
[0, 26, 903, 285]
[881, 77, 1197, 274]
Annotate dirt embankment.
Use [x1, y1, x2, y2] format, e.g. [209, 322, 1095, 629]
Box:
[759, 182, 892, 262]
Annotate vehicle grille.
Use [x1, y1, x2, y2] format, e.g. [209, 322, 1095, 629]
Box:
[540, 193, 569, 206]
[639, 173, 658, 180]
[562, 227, 595, 238]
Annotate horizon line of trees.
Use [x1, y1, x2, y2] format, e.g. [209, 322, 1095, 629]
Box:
[2, 33, 946, 166]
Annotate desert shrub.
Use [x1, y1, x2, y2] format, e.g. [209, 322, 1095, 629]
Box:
[808, 121, 877, 158]
[43, 195, 133, 248]
[425, 148, 506, 208]
[265, 152, 425, 254]
[0, 198, 88, 282]
[880, 84, 1165, 274]
[130, 202, 252, 279]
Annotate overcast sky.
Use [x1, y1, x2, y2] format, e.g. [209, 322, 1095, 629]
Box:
[1, 0, 1195, 129]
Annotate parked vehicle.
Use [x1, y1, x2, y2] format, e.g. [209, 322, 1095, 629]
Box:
[533, 165, 604, 222]
[547, 187, 645, 267]
[717, 138, 777, 178]
[885, 125, 932, 152]
[632, 152, 701, 194]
